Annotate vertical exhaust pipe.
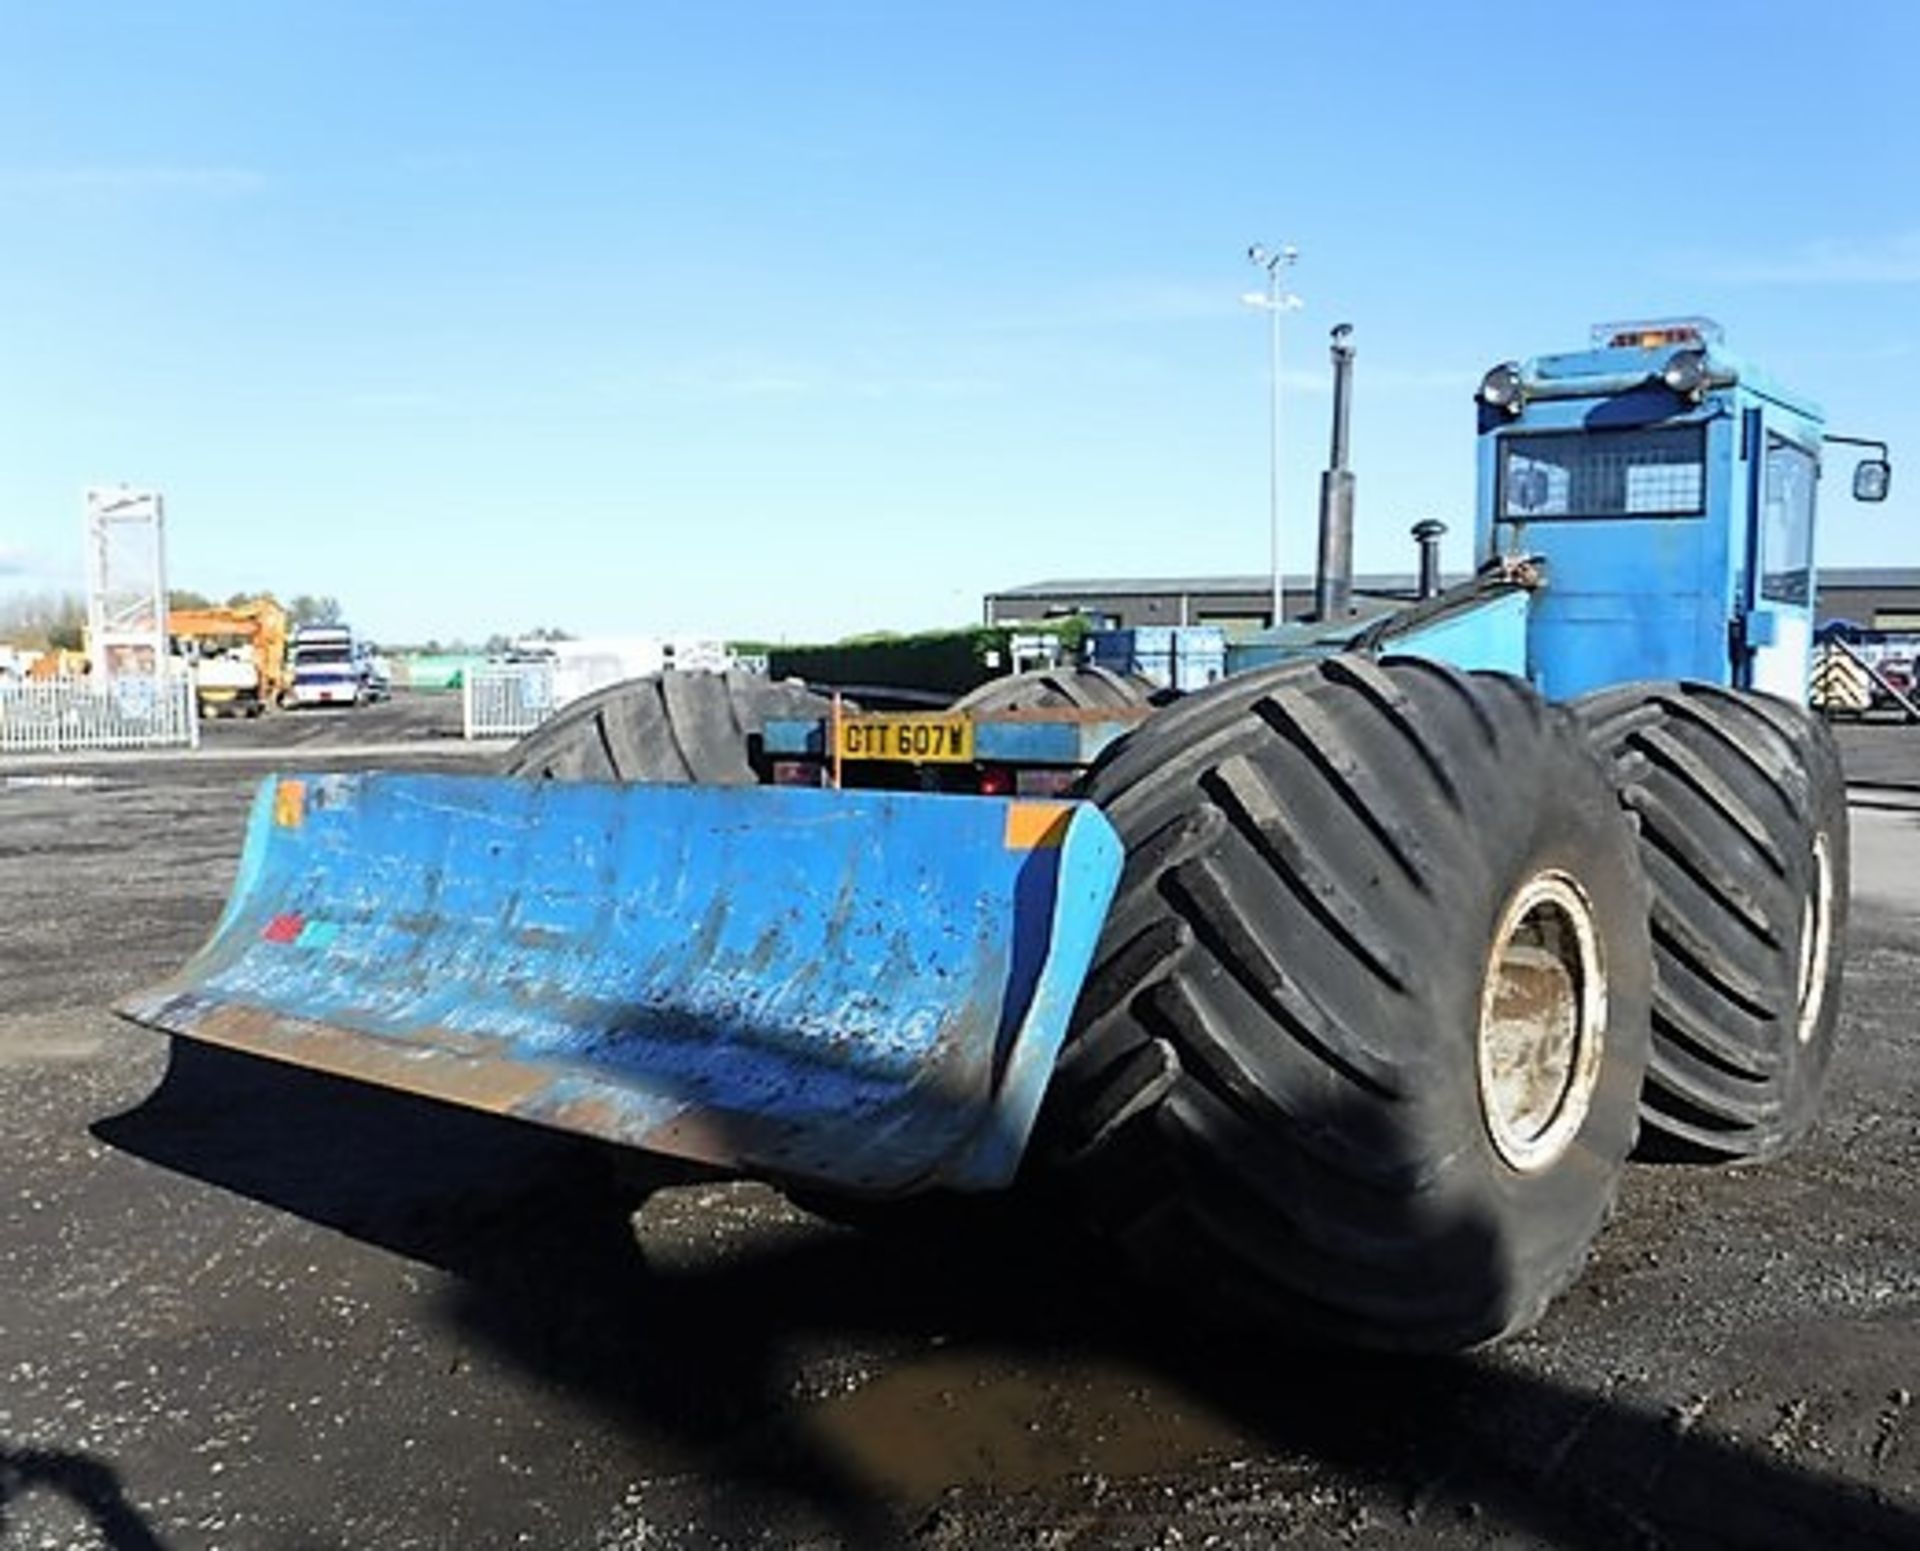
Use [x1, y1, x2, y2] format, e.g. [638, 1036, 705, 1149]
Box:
[1412, 519, 1447, 600]
[1315, 324, 1357, 620]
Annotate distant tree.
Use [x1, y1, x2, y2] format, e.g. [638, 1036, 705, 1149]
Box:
[0, 589, 87, 650]
[483, 632, 513, 656]
[167, 588, 215, 611]
[225, 590, 280, 609]
[287, 594, 343, 626]
[522, 625, 575, 642]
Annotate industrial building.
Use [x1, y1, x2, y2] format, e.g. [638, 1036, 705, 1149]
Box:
[984, 566, 1920, 634]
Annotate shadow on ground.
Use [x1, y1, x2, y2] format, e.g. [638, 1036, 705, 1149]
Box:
[0, 1447, 169, 1551]
[98, 1041, 1920, 1550]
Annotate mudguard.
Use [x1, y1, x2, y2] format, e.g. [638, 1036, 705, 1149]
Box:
[117, 773, 1123, 1194]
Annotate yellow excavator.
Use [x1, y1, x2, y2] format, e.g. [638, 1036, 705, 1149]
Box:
[166, 598, 292, 717]
[25, 648, 90, 680]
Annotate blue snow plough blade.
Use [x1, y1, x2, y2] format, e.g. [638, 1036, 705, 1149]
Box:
[116, 773, 1124, 1194]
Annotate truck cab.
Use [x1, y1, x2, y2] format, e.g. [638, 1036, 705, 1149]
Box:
[287, 624, 365, 708]
[1474, 319, 1890, 701]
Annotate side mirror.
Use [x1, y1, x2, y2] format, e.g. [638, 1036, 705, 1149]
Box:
[1854, 458, 1893, 503]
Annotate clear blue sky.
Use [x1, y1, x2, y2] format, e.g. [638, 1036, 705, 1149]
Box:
[2, 1, 1915, 645]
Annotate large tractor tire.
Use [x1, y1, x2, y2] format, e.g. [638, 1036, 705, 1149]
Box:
[502, 670, 833, 784]
[1038, 654, 1652, 1352]
[1575, 682, 1848, 1162]
[952, 666, 1157, 714]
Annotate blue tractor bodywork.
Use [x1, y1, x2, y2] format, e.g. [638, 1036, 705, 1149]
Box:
[1223, 583, 1534, 681]
[1475, 326, 1827, 702]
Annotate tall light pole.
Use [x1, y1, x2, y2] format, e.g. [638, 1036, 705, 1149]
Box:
[1243, 243, 1302, 626]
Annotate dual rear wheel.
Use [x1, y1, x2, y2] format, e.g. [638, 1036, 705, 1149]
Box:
[1575, 682, 1848, 1161]
[1041, 656, 1652, 1351]
[1041, 663, 1847, 1349]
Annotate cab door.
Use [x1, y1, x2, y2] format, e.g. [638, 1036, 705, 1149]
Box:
[1742, 406, 1821, 702]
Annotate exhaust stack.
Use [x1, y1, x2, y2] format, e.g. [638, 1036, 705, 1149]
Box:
[1315, 324, 1357, 620]
[1412, 519, 1447, 599]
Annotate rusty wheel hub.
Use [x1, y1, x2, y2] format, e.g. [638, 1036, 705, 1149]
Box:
[1477, 871, 1607, 1173]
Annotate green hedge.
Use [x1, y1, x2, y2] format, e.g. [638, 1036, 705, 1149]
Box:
[740, 619, 1090, 697]
[391, 652, 487, 690]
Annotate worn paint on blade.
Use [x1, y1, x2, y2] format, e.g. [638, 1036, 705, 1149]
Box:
[626, 1106, 746, 1170]
[185, 1000, 559, 1113]
[1003, 802, 1071, 851]
[273, 779, 306, 828]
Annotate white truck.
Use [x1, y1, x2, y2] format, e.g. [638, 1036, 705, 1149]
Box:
[286, 624, 377, 708]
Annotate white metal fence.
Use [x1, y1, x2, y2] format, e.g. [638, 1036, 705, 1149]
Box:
[0, 674, 200, 754]
[462, 661, 558, 740]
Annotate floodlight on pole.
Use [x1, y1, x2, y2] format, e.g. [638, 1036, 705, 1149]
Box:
[1243, 243, 1302, 626]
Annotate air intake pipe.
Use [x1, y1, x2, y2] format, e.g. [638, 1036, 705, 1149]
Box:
[1412, 518, 1447, 600]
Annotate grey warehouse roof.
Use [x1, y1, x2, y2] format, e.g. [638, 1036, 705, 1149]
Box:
[1821, 567, 1920, 589]
[992, 566, 1920, 598]
[992, 573, 1428, 598]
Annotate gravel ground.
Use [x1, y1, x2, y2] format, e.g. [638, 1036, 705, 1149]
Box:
[2, 706, 1917, 1550]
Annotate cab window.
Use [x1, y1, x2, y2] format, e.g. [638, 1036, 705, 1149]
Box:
[1499, 426, 1707, 521]
[1761, 436, 1817, 606]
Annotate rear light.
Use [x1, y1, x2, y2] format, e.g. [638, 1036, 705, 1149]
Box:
[977, 766, 1014, 797]
[770, 760, 823, 787]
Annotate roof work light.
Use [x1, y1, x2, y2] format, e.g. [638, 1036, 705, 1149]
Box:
[1661, 347, 1711, 399]
[1478, 361, 1525, 414]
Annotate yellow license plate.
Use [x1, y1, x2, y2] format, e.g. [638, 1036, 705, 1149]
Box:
[837, 713, 976, 764]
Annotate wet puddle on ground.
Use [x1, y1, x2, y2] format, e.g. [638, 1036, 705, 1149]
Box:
[802, 1349, 1247, 1507]
[0, 1010, 113, 1067]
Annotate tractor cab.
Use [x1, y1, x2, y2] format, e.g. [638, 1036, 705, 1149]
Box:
[1473, 319, 1891, 701]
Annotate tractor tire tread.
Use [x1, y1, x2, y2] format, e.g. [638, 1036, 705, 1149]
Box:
[1575, 681, 1848, 1161]
[951, 665, 1157, 714]
[502, 670, 834, 785]
[1038, 656, 1651, 1351]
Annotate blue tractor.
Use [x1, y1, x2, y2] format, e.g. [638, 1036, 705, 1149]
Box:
[121, 320, 1889, 1352]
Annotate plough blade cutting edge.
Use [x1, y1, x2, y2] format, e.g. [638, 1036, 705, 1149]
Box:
[115, 772, 1124, 1194]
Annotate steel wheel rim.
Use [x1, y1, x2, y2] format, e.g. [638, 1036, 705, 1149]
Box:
[1795, 832, 1835, 1045]
[1477, 871, 1608, 1173]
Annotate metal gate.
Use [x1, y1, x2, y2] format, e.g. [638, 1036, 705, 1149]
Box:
[0, 675, 199, 754]
[462, 661, 557, 740]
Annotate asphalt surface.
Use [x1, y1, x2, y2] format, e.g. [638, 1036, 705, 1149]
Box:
[2, 697, 1918, 1550]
